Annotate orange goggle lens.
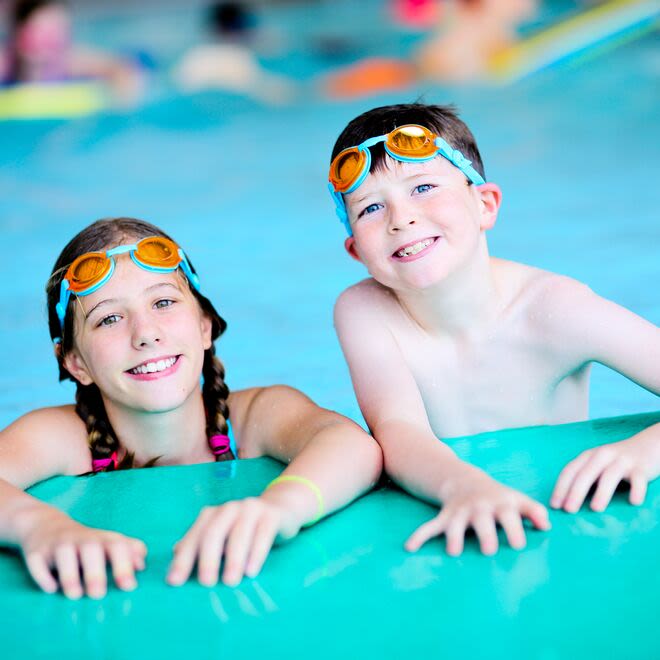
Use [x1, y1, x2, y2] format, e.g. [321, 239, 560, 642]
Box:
[329, 148, 369, 193]
[386, 124, 437, 158]
[66, 253, 113, 293]
[133, 237, 181, 269]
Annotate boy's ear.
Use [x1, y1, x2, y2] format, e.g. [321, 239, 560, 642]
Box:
[344, 237, 363, 263]
[62, 350, 94, 386]
[476, 183, 502, 231]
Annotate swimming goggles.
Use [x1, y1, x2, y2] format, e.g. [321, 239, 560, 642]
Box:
[328, 124, 485, 235]
[55, 236, 200, 333]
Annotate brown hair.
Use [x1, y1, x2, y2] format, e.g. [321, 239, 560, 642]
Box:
[46, 217, 233, 470]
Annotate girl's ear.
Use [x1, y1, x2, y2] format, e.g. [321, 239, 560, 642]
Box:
[344, 237, 364, 263]
[63, 350, 94, 386]
[201, 312, 213, 350]
[476, 182, 502, 231]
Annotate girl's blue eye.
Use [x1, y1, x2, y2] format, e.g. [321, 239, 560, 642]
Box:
[359, 203, 383, 218]
[414, 183, 434, 194]
[155, 299, 175, 309]
[98, 314, 120, 327]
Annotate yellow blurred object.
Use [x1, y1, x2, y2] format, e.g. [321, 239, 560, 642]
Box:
[490, 0, 659, 83]
[0, 81, 107, 120]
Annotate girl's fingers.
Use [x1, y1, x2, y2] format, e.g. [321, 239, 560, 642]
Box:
[106, 542, 137, 592]
[471, 514, 499, 556]
[497, 509, 526, 550]
[562, 453, 615, 513]
[222, 508, 262, 586]
[196, 511, 237, 587]
[24, 552, 58, 594]
[520, 498, 551, 530]
[589, 462, 626, 512]
[245, 517, 279, 579]
[629, 470, 648, 506]
[130, 539, 147, 571]
[79, 543, 107, 599]
[167, 530, 203, 586]
[54, 544, 83, 600]
[551, 452, 591, 508]
[444, 515, 468, 557]
[404, 510, 449, 552]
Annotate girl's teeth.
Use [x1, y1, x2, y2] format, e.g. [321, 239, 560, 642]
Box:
[131, 357, 177, 375]
[397, 238, 433, 257]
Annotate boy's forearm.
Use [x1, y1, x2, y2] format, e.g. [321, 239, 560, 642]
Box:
[0, 478, 68, 545]
[374, 420, 479, 506]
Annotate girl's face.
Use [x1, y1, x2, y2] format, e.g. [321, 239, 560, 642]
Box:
[62, 254, 212, 416]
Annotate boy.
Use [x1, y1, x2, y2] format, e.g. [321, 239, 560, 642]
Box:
[329, 103, 660, 556]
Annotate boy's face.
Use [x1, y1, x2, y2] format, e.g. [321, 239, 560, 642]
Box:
[343, 155, 501, 292]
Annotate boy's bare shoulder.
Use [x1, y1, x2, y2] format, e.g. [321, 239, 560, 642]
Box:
[335, 278, 401, 320]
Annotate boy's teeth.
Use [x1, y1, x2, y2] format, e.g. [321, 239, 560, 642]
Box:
[396, 238, 433, 257]
[130, 357, 177, 375]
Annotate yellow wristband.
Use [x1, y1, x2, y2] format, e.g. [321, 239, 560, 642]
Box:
[266, 475, 325, 527]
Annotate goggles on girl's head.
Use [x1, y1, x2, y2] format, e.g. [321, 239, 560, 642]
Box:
[55, 236, 200, 335]
[328, 124, 485, 235]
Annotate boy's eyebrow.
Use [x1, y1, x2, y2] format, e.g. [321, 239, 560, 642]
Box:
[84, 283, 181, 319]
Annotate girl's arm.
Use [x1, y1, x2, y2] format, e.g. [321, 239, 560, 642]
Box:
[0, 407, 146, 598]
[167, 386, 382, 587]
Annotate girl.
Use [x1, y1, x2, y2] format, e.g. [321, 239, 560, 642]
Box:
[0, 217, 382, 599]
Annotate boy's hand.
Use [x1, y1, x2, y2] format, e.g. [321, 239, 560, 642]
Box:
[405, 467, 550, 555]
[551, 431, 660, 513]
[167, 497, 301, 588]
[18, 509, 147, 599]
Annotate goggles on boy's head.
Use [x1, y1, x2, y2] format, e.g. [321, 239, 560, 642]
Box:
[55, 236, 201, 335]
[328, 124, 486, 235]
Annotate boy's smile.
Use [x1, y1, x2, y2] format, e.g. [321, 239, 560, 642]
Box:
[342, 157, 500, 292]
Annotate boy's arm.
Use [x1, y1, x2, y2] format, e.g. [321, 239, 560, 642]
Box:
[334, 285, 549, 555]
[168, 385, 382, 587]
[548, 282, 660, 512]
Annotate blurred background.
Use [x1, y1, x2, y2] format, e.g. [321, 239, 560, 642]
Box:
[0, 0, 658, 429]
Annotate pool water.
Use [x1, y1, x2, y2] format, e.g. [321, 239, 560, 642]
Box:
[0, 1, 658, 428]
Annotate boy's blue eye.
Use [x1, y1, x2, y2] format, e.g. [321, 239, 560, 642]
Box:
[414, 183, 435, 194]
[155, 299, 175, 309]
[359, 203, 383, 218]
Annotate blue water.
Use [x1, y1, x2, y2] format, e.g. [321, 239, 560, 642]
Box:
[0, 2, 658, 428]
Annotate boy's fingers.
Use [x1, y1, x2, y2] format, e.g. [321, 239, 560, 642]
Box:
[497, 509, 526, 550]
[472, 514, 498, 555]
[563, 454, 614, 513]
[106, 542, 137, 591]
[24, 552, 58, 593]
[79, 543, 107, 599]
[404, 512, 447, 552]
[629, 470, 648, 506]
[589, 463, 625, 512]
[245, 517, 279, 578]
[551, 452, 591, 507]
[54, 544, 83, 600]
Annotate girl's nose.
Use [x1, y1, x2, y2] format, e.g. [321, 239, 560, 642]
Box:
[132, 317, 162, 349]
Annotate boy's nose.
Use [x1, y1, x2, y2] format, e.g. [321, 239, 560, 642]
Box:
[388, 214, 417, 233]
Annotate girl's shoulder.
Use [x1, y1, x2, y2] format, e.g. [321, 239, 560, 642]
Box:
[0, 405, 92, 485]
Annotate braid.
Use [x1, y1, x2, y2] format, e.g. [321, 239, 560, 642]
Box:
[202, 347, 233, 461]
[75, 382, 122, 472]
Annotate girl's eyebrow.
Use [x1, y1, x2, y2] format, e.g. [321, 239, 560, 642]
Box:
[84, 283, 181, 319]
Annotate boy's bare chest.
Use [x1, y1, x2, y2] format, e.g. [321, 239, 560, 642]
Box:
[393, 325, 587, 436]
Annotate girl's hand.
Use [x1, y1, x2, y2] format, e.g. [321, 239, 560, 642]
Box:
[167, 497, 300, 588]
[18, 510, 147, 599]
[551, 433, 660, 513]
[405, 469, 550, 555]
